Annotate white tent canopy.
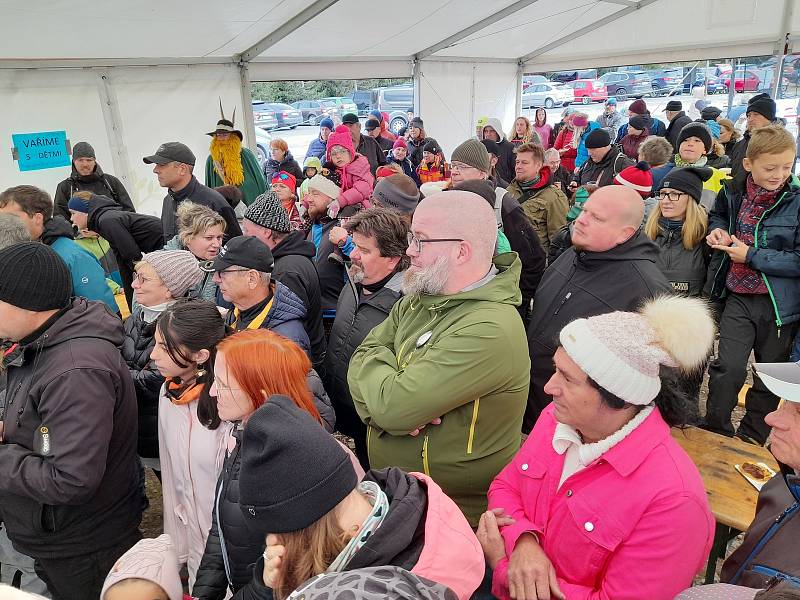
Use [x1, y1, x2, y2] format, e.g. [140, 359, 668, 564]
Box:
[2, 0, 798, 213]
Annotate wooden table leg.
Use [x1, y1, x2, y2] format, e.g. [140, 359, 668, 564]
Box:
[705, 523, 731, 584]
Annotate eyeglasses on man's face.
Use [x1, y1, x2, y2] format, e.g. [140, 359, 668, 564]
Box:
[406, 232, 464, 253]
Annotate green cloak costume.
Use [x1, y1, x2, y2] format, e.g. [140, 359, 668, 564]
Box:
[204, 147, 266, 207]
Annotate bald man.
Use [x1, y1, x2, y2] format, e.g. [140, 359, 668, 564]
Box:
[349, 191, 530, 526]
[524, 186, 672, 431]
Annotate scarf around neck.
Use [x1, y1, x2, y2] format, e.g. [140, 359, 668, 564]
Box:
[140, 301, 174, 324]
[674, 154, 708, 168]
[326, 481, 390, 573]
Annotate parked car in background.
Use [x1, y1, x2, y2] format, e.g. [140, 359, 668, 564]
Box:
[550, 69, 598, 84]
[254, 127, 273, 166]
[320, 96, 358, 116]
[522, 74, 549, 90]
[385, 110, 412, 134]
[598, 71, 652, 100]
[372, 85, 414, 113]
[252, 101, 279, 130]
[352, 89, 372, 115]
[565, 79, 608, 104]
[681, 67, 726, 94]
[255, 102, 302, 129]
[718, 68, 761, 93]
[522, 82, 574, 109]
[290, 100, 331, 126]
[647, 69, 683, 96]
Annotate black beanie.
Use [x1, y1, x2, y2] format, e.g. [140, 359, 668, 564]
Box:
[72, 141, 95, 160]
[746, 93, 777, 122]
[628, 115, 649, 132]
[677, 121, 713, 153]
[665, 100, 683, 112]
[0, 242, 72, 311]
[700, 106, 722, 121]
[658, 166, 713, 203]
[238, 395, 358, 534]
[423, 138, 441, 155]
[584, 128, 612, 149]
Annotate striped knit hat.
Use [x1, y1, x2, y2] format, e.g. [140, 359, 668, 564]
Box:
[244, 191, 291, 233]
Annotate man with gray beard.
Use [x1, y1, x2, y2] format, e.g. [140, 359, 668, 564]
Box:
[323, 207, 410, 468]
[348, 191, 530, 527]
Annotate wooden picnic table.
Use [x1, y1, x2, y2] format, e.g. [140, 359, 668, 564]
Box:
[672, 426, 779, 583]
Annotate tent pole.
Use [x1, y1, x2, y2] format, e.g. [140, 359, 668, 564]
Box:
[469, 64, 477, 136]
[239, 61, 256, 152]
[413, 59, 421, 116]
[94, 70, 135, 206]
[772, 0, 794, 99]
[726, 58, 736, 118]
[515, 62, 524, 119]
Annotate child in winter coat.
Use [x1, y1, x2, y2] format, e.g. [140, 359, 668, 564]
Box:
[322, 125, 374, 218]
[235, 395, 484, 600]
[153, 299, 232, 587]
[298, 155, 322, 200]
[387, 137, 420, 185]
[704, 125, 800, 445]
[101, 535, 189, 600]
[417, 138, 451, 184]
[272, 171, 302, 230]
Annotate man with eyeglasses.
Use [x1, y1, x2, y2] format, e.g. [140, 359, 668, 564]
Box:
[143, 142, 242, 243]
[211, 236, 310, 352]
[348, 191, 530, 527]
[524, 185, 671, 432]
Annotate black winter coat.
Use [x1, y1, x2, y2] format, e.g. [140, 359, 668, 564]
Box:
[407, 137, 426, 169]
[524, 233, 672, 431]
[651, 221, 710, 296]
[53, 163, 135, 220]
[324, 272, 404, 442]
[121, 308, 163, 459]
[192, 376, 334, 599]
[728, 131, 750, 186]
[0, 299, 143, 559]
[665, 112, 693, 152]
[500, 193, 546, 312]
[494, 139, 517, 186]
[572, 145, 633, 188]
[271, 232, 326, 369]
[357, 134, 388, 176]
[263, 151, 304, 185]
[162, 177, 242, 242]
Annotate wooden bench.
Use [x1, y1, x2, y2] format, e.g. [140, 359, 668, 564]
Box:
[672, 426, 779, 583]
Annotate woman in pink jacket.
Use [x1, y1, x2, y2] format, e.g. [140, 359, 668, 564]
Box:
[478, 295, 716, 600]
[236, 394, 485, 600]
[152, 299, 232, 588]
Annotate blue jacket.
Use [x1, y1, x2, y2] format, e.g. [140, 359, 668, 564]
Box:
[305, 136, 328, 161]
[41, 217, 118, 312]
[706, 176, 800, 327]
[575, 121, 600, 168]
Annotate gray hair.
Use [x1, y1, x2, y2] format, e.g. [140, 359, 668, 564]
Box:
[638, 136, 674, 167]
[0, 214, 31, 250]
[543, 148, 560, 161]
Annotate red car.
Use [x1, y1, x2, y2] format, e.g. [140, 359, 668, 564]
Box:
[718, 69, 761, 92]
[566, 79, 609, 104]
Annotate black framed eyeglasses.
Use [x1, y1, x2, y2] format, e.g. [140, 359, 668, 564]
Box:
[407, 232, 464, 253]
[658, 191, 689, 202]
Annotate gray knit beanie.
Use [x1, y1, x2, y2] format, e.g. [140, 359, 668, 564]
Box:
[244, 191, 291, 233]
[72, 141, 95, 160]
[141, 250, 203, 299]
[450, 139, 491, 173]
[372, 175, 420, 214]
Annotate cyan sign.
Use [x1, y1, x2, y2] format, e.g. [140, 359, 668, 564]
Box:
[12, 131, 71, 172]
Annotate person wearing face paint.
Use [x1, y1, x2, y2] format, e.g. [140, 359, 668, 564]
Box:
[702, 125, 800, 446]
[152, 300, 232, 587]
[192, 329, 359, 599]
[53, 141, 135, 221]
[480, 296, 714, 600]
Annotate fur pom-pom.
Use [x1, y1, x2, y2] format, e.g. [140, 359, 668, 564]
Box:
[640, 295, 715, 371]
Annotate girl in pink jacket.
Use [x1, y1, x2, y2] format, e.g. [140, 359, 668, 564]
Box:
[324, 124, 374, 217]
[235, 394, 485, 600]
[152, 299, 232, 588]
[478, 296, 716, 600]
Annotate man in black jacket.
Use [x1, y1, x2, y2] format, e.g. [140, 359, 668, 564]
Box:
[0, 243, 142, 600]
[664, 100, 694, 153]
[524, 186, 672, 431]
[143, 142, 242, 242]
[68, 192, 163, 307]
[449, 139, 546, 327]
[323, 207, 408, 468]
[571, 128, 634, 189]
[481, 118, 517, 184]
[242, 191, 326, 369]
[53, 141, 135, 220]
[342, 113, 387, 176]
[729, 93, 778, 185]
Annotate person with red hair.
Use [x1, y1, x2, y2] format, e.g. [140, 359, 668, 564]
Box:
[193, 329, 361, 599]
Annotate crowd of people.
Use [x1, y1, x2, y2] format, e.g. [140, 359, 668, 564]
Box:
[0, 91, 800, 600]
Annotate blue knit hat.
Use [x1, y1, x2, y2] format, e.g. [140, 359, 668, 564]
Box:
[319, 117, 334, 130]
[67, 195, 90, 214]
[370, 109, 383, 121]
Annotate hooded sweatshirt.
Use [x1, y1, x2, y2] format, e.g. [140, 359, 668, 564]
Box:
[53, 161, 135, 221]
[483, 118, 517, 184]
[349, 254, 530, 526]
[0, 298, 143, 558]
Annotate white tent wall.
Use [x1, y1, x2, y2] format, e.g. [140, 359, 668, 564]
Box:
[417, 60, 519, 157]
[1, 62, 243, 216]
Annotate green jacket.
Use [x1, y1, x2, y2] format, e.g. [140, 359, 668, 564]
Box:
[349, 253, 530, 526]
[204, 147, 266, 206]
[506, 179, 569, 255]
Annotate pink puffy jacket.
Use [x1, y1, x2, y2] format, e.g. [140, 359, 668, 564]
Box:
[337, 154, 374, 210]
[409, 472, 485, 600]
[488, 404, 714, 600]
